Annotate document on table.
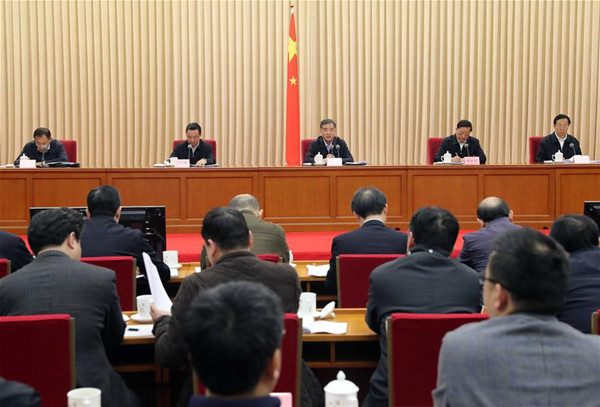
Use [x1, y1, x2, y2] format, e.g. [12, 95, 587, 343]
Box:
[306, 264, 329, 277]
[124, 325, 154, 338]
[142, 252, 173, 312]
[302, 319, 347, 334]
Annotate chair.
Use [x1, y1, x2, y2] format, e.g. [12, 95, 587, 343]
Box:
[61, 139, 77, 162]
[387, 313, 489, 407]
[195, 313, 302, 406]
[257, 254, 282, 263]
[0, 314, 75, 407]
[592, 309, 600, 335]
[426, 138, 443, 164]
[81, 256, 137, 311]
[529, 136, 543, 163]
[0, 259, 10, 278]
[336, 254, 404, 307]
[301, 139, 315, 162]
[173, 139, 217, 162]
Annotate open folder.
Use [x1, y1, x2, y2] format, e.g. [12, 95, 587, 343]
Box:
[142, 252, 173, 313]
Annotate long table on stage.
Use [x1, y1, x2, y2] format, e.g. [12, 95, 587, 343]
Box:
[2, 165, 599, 233]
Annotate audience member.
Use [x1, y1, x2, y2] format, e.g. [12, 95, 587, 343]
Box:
[536, 114, 582, 162]
[0, 230, 33, 272]
[0, 378, 40, 407]
[169, 122, 215, 166]
[434, 120, 487, 163]
[304, 119, 354, 164]
[13, 127, 68, 166]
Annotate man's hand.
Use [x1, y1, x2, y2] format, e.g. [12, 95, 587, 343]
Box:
[151, 303, 171, 322]
[326, 154, 334, 159]
[451, 155, 463, 163]
[197, 158, 207, 167]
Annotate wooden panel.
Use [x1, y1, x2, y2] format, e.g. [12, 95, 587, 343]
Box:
[483, 173, 553, 220]
[186, 176, 256, 219]
[32, 175, 103, 207]
[263, 176, 331, 218]
[0, 177, 28, 222]
[111, 176, 182, 219]
[409, 172, 480, 217]
[556, 168, 600, 215]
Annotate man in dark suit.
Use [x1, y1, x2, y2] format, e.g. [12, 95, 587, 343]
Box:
[0, 230, 34, 272]
[434, 119, 487, 163]
[325, 187, 408, 293]
[550, 214, 600, 333]
[0, 378, 40, 407]
[536, 114, 582, 162]
[0, 208, 139, 407]
[364, 207, 480, 407]
[169, 122, 215, 166]
[80, 185, 170, 285]
[13, 127, 68, 166]
[303, 119, 354, 164]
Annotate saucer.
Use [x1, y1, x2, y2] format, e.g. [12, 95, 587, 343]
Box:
[130, 313, 153, 323]
[167, 264, 182, 269]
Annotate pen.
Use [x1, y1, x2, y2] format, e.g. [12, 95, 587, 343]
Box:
[128, 328, 139, 331]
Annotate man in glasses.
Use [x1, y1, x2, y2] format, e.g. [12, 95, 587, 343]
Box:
[536, 114, 583, 162]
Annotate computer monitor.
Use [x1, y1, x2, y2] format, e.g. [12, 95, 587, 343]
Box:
[583, 201, 600, 230]
[29, 206, 167, 255]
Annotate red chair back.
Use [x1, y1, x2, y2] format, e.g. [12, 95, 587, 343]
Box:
[336, 254, 404, 307]
[301, 139, 315, 162]
[173, 139, 217, 162]
[81, 256, 137, 311]
[0, 259, 10, 278]
[387, 313, 488, 406]
[257, 254, 281, 263]
[61, 140, 77, 162]
[592, 309, 600, 335]
[426, 138, 443, 164]
[529, 136, 543, 163]
[0, 314, 75, 407]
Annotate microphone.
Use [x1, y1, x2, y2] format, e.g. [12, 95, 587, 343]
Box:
[41, 144, 50, 166]
[464, 143, 470, 157]
[187, 144, 193, 161]
[335, 144, 340, 158]
[569, 142, 576, 158]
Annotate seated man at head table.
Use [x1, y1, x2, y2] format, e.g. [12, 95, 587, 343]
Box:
[303, 118, 354, 164]
[0, 208, 139, 407]
[169, 122, 215, 166]
[364, 206, 480, 407]
[434, 119, 487, 164]
[550, 214, 600, 334]
[433, 228, 600, 406]
[0, 230, 34, 272]
[201, 194, 291, 268]
[181, 281, 286, 407]
[325, 187, 408, 293]
[13, 127, 68, 167]
[536, 114, 582, 162]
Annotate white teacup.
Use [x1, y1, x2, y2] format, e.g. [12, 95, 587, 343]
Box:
[298, 292, 317, 317]
[442, 151, 452, 163]
[552, 151, 564, 162]
[68, 388, 101, 407]
[136, 295, 154, 319]
[314, 153, 324, 165]
[163, 250, 179, 267]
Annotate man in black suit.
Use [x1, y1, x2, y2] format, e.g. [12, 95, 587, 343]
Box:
[0, 378, 40, 407]
[0, 230, 33, 272]
[434, 119, 487, 164]
[550, 214, 600, 333]
[169, 122, 215, 166]
[0, 209, 139, 407]
[325, 187, 408, 293]
[303, 119, 354, 164]
[536, 114, 582, 162]
[80, 185, 170, 285]
[364, 206, 480, 407]
[13, 127, 68, 166]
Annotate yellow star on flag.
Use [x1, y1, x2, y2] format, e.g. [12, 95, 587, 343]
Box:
[289, 76, 297, 85]
[288, 36, 297, 63]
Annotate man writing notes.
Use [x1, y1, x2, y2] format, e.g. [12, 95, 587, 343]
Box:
[434, 120, 487, 164]
[170, 122, 215, 166]
[304, 119, 354, 164]
[536, 114, 582, 162]
[13, 127, 68, 166]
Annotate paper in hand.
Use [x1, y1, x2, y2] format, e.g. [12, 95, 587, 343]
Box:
[142, 252, 173, 312]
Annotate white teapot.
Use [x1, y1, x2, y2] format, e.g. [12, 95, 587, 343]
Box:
[552, 151, 564, 162]
[442, 151, 452, 163]
[314, 152, 324, 165]
[324, 370, 359, 407]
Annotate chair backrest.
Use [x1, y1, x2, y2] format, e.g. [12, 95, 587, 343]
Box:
[257, 254, 282, 263]
[173, 139, 217, 162]
[301, 139, 315, 162]
[0, 314, 75, 407]
[387, 313, 489, 407]
[592, 309, 600, 335]
[194, 314, 302, 407]
[528, 136, 543, 164]
[426, 138, 443, 164]
[336, 254, 404, 307]
[61, 140, 77, 162]
[81, 256, 137, 311]
[0, 258, 10, 278]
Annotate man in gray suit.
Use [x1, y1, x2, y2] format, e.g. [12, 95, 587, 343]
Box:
[0, 208, 139, 407]
[433, 228, 600, 406]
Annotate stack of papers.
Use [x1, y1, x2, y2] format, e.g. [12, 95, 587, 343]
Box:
[124, 325, 154, 338]
[306, 264, 329, 277]
[302, 320, 347, 334]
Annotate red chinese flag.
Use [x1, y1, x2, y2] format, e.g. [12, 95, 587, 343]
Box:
[286, 8, 300, 166]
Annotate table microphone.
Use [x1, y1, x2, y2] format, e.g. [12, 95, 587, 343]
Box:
[187, 144, 193, 161]
[569, 143, 576, 158]
[464, 143, 470, 157]
[335, 144, 340, 157]
[41, 144, 50, 167]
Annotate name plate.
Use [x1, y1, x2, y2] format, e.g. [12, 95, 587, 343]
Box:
[463, 157, 480, 165]
[326, 157, 343, 166]
[573, 155, 590, 164]
[19, 159, 36, 168]
[174, 159, 190, 168]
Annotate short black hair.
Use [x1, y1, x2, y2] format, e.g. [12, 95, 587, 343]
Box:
[87, 185, 121, 217]
[553, 114, 571, 125]
[201, 207, 250, 251]
[181, 281, 284, 396]
[477, 197, 510, 223]
[320, 119, 336, 129]
[456, 120, 472, 131]
[351, 187, 387, 218]
[409, 206, 459, 254]
[186, 122, 202, 134]
[550, 214, 599, 253]
[488, 228, 569, 315]
[33, 127, 51, 139]
[27, 208, 84, 255]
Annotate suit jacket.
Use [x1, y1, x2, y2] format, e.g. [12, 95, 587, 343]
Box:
[433, 313, 600, 406]
[556, 247, 600, 334]
[303, 136, 354, 164]
[458, 217, 520, 277]
[200, 210, 290, 268]
[80, 216, 170, 285]
[366, 245, 480, 406]
[188, 395, 280, 407]
[170, 140, 215, 165]
[536, 132, 582, 162]
[14, 139, 68, 166]
[0, 230, 34, 272]
[433, 134, 487, 164]
[0, 378, 40, 407]
[325, 220, 408, 292]
[154, 251, 301, 407]
[0, 251, 139, 407]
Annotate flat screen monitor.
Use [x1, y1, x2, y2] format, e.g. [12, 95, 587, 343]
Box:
[583, 201, 600, 230]
[29, 206, 167, 255]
